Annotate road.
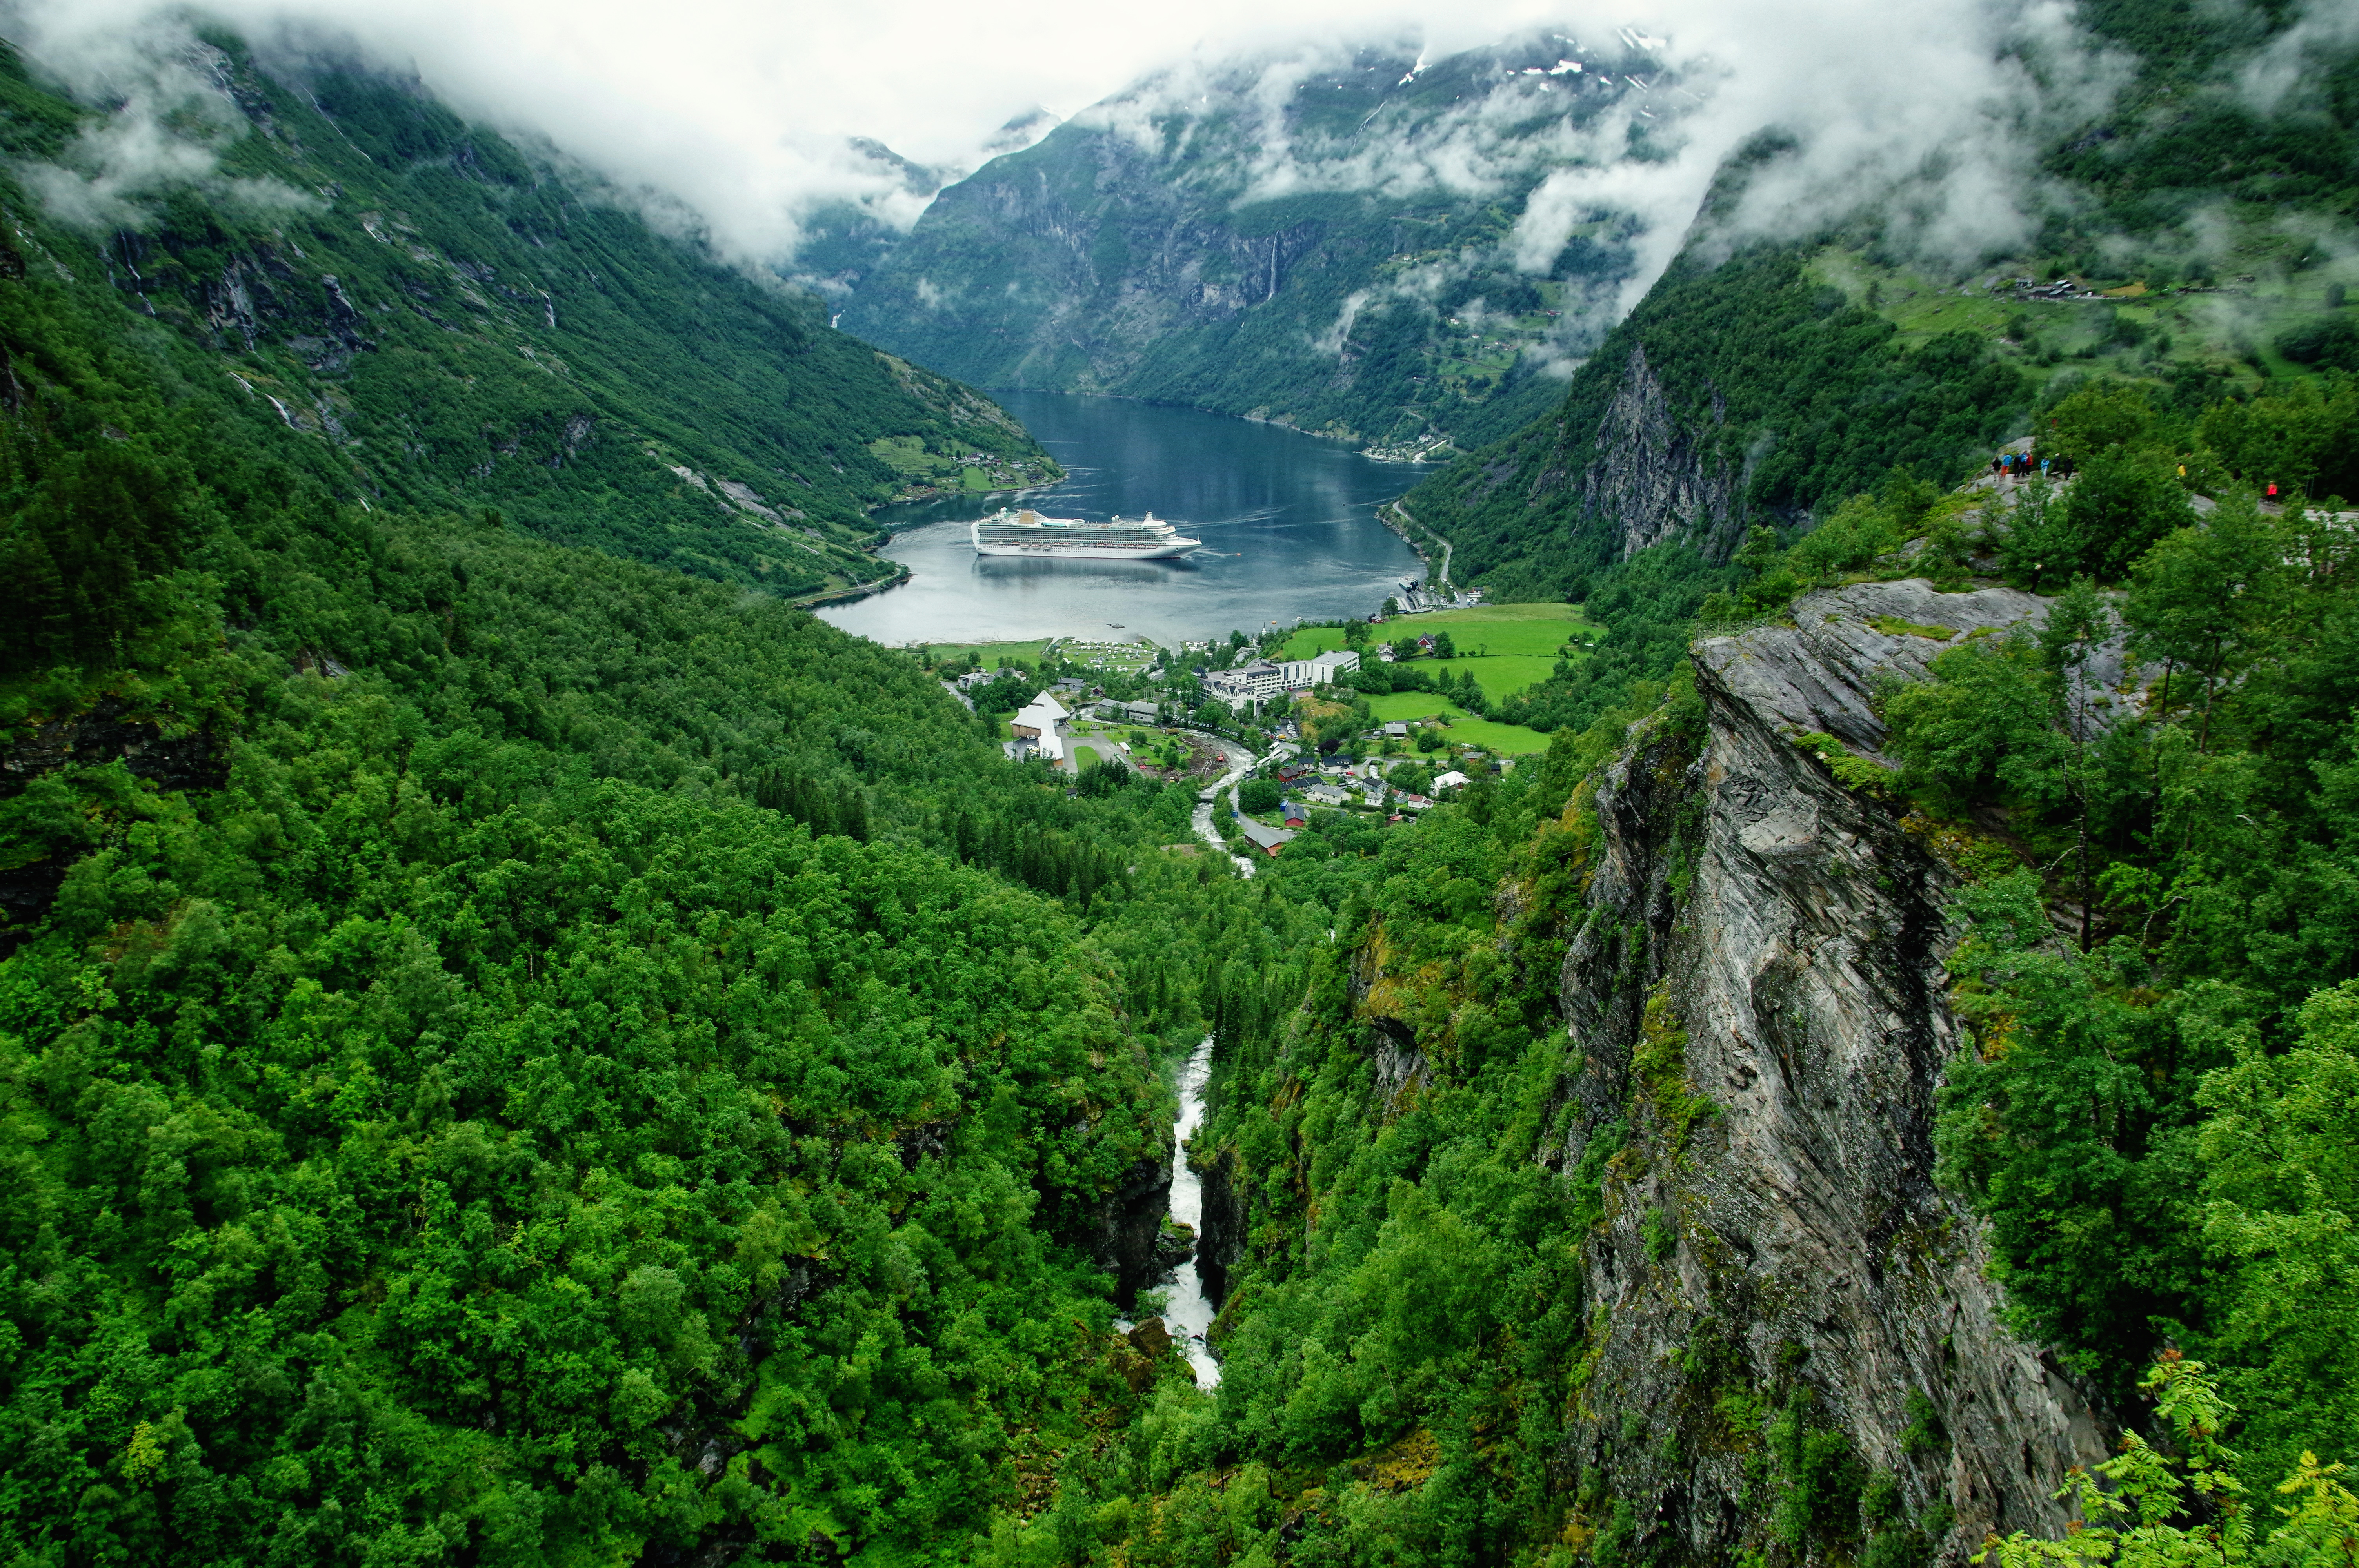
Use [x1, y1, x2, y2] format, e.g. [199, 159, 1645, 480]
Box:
[1183, 732, 1294, 878]
[1388, 502, 1451, 590]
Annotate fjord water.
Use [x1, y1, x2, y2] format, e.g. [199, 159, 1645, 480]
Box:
[817, 392, 1428, 648]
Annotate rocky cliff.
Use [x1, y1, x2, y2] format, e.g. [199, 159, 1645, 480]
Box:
[1476, 341, 1748, 571]
[1550, 578, 2108, 1563]
[1399, 248, 2030, 600]
[1579, 346, 1744, 561]
[1086, 1145, 1178, 1311]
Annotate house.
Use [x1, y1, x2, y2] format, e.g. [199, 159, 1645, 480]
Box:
[1094, 698, 1160, 724]
[1010, 693, 1073, 763]
[1376, 644, 1397, 662]
[1433, 769, 1471, 791]
[955, 669, 998, 691]
[1281, 802, 1309, 828]
[1383, 721, 1410, 738]
[1054, 677, 1090, 694]
[1239, 819, 1297, 856]
[1394, 792, 1434, 811]
[1302, 782, 1350, 807]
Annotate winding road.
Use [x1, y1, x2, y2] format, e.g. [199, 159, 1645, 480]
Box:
[1182, 731, 1294, 878]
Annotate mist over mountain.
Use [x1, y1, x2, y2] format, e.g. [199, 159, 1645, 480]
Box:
[834, 34, 1683, 455]
[0, 22, 1058, 599]
[826, 0, 2126, 456]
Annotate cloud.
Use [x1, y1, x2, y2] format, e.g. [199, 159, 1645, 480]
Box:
[18, 29, 322, 230]
[7, 0, 2130, 295]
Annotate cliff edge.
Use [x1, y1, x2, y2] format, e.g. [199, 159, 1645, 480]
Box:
[1554, 579, 2108, 1563]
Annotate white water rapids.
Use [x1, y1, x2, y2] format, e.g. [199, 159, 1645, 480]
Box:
[1164, 1036, 1221, 1388]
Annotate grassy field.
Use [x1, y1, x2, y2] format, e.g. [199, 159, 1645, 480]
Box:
[927, 639, 1061, 670]
[1279, 604, 1585, 711]
[1454, 655, 1563, 702]
[1804, 241, 2359, 401]
[1439, 717, 1553, 755]
[1272, 601, 1593, 662]
[1367, 691, 1465, 722]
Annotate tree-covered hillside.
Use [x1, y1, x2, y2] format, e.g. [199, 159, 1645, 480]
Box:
[0, 49, 1279, 1555]
[9, 3, 2359, 1564]
[0, 36, 1056, 604]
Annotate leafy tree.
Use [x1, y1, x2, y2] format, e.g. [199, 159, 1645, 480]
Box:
[1977, 1354, 2359, 1568]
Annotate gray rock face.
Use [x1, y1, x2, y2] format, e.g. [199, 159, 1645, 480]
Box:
[1085, 1147, 1176, 1312]
[1195, 1147, 1247, 1310]
[1554, 581, 2107, 1563]
[1581, 345, 1743, 562]
[1697, 579, 2050, 755]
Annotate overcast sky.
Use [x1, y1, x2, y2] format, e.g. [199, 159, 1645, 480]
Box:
[15, 0, 1588, 249]
[9, 0, 2134, 272]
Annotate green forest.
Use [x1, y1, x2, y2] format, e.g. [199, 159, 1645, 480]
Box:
[0, 141, 1279, 1554]
[8, 2, 2359, 1565]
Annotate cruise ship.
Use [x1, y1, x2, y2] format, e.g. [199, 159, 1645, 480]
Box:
[971, 508, 1201, 560]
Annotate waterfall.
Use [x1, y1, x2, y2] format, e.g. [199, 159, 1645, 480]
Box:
[1163, 1036, 1221, 1388]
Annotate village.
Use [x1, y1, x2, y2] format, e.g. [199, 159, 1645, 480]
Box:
[925, 601, 1588, 861]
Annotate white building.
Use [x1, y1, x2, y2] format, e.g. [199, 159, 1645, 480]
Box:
[1278, 648, 1360, 688]
[1433, 769, 1472, 792]
[1010, 693, 1072, 762]
[1204, 659, 1286, 708]
[1210, 649, 1360, 710]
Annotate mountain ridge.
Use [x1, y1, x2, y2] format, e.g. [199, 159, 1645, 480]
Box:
[6, 33, 1061, 603]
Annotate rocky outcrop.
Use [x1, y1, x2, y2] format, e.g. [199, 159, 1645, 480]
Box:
[1579, 345, 1743, 562]
[1086, 1149, 1177, 1311]
[1553, 578, 2108, 1563]
[0, 699, 229, 938]
[1195, 1146, 1247, 1310]
[1700, 579, 2051, 754]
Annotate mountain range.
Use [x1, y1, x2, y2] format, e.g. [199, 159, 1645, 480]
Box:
[9, 35, 1058, 604]
[834, 33, 1693, 459]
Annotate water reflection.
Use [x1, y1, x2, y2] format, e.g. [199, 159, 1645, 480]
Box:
[817, 392, 1429, 648]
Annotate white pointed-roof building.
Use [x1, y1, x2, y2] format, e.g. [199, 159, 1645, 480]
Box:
[1011, 692, 1072, 762]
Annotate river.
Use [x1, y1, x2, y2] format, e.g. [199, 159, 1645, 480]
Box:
[1165, 1036, 1221, 1388]
[817, 392, 1429, 648]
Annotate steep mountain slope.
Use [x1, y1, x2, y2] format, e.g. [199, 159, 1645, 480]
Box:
[837, 35, 1689, 457]
[0, 40, 1292, 1557]
[3, 37, 1056, 602]
[1398, 0, 2359, 604]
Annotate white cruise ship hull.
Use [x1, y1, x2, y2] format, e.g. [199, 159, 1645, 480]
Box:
[970, 508, 1201, 561]
[975, 538, 1200, 560]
